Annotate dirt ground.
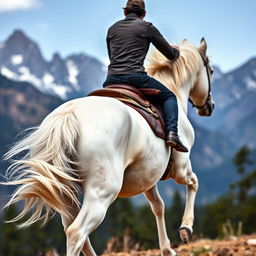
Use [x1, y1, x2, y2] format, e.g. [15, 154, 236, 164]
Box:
[101, 235, 256, 256]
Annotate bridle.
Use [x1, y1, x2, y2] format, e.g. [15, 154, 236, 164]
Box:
[189, 52, 215, 115]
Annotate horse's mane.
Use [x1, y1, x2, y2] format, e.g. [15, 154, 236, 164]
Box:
[146, 40, 202, 99]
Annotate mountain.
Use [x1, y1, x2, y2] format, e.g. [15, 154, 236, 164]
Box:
[190, 57, 256, 148]
[0, 30, 106, 100]
[190, 120, 236, 170]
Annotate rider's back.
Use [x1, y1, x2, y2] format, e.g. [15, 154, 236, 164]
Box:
[107, 13, 179, 76]
[107, 13, 152, 75]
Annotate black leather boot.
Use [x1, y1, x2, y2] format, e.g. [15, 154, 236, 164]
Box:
[166, 131, 189, 152]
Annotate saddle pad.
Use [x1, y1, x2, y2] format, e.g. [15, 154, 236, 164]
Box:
[88, 85, 166, 139]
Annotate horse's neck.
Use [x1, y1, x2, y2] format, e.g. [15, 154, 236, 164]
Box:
[178, 81, 194, 114]
[153, 74, 193, 115]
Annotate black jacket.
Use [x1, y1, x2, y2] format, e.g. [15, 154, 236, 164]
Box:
[106, 13, 180, 75]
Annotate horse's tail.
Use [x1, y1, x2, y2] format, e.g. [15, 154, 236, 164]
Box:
[3, 107, 81, 228]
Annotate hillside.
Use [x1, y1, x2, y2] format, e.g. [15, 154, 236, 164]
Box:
[0, 74, 63, 156]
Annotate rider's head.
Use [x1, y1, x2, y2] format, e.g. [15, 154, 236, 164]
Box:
[123, 0, 146, 19]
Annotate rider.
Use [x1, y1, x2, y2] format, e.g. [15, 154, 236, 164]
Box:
[103, 0, 188, 153]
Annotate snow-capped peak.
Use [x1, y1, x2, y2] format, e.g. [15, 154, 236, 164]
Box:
[66, 60, 79, 90]
[244, 76, 256, 90]
[11, 54, 23, 65]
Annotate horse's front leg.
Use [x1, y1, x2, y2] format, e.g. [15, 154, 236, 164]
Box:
[173, 160, 198, 243]
[144, 185, 177, 256]
[179, 170, 198, 243]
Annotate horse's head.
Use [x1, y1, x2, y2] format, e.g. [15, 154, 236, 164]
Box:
[147, 38, 215, 116]
[189, 38, 215, 116]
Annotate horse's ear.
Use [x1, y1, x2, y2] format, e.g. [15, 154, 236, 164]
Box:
[198, 37, 207, 56]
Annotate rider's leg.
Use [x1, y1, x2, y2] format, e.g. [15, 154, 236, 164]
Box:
[103, 73, 179, 132]
[115, 73, 188, 152]
[140, 76, 188, 152]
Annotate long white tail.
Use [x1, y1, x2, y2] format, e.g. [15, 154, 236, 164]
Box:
[3, 108, 81, 228]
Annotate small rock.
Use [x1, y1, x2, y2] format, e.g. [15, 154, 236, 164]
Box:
[247, 239, 256, 245]
[203, 245, 212, 250]
[227, 236, 238, 241]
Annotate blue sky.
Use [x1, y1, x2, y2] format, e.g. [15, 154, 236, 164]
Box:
[0, 0, 255, 72]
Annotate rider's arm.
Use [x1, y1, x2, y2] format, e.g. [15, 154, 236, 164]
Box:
[148, 23, 180, 60]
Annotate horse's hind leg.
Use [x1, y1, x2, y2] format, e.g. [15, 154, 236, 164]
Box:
[65, 191, 117, 256]
[61, 212, 96, 255]
[144, 185, 177, 256]
[65, 167, 123, 256]
[60, 197, 96, 256]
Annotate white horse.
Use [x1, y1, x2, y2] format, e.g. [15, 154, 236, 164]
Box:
[4, 38, 214, 256]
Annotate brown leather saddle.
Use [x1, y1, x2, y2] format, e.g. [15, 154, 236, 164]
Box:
[88, 84, 166, 139]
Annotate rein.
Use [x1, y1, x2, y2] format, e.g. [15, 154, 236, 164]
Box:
[189, 52, 213, 109]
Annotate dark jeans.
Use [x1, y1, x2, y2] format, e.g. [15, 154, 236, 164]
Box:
[103, 73, 178, 133]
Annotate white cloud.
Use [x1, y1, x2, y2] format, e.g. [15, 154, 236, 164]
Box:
[0, 0, 41, 12]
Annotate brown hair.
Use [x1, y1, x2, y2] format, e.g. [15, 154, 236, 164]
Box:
[124, 0, 145, 16]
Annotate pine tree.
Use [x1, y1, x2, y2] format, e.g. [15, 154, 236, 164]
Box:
[233, 146, 253, 176]
[133, 204, 158, 249]
[0, 205, 21, 256]
[232, 146, 254, 203]
[199, 146, 256, 238]
[106, 198, 134, 238]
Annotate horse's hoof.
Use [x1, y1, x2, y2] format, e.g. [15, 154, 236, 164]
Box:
[179, 226, 192, 243]
[162, 248, 177, 256]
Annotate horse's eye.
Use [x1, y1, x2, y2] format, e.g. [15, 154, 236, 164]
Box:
[210, 68, 214, 75]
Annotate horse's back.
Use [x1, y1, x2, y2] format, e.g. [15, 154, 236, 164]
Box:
[74, 96, 132, 144]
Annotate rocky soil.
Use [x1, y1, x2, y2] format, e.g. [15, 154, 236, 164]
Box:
[101, 235, 256, 256]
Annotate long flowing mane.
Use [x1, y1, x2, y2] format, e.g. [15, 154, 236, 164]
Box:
[146, 41, 202, 99]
